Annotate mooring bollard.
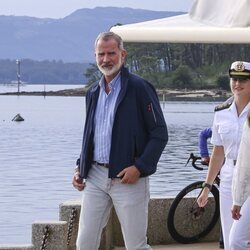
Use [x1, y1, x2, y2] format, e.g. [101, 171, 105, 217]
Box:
[59, 200, 81, 250]
[32, 221, 67, 250]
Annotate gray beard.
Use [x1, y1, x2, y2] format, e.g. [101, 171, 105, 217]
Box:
[97, 61, 122, 76]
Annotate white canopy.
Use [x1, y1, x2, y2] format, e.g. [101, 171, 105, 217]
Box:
[110, 0, 250, 43]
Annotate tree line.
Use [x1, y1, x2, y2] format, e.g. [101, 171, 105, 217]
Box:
[0, 59, 89, 85]
[85, 43, 250, 90]
[1, 43, 249, 89]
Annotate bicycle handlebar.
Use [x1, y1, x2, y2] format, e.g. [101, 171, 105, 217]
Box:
[185, 153, 208, 171]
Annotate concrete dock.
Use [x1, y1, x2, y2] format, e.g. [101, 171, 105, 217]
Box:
[0, 198, 221, 250]
[115, 242, 219, 250]
[0, 242, 219, 250]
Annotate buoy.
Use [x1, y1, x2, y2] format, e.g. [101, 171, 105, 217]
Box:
[12, 113, 24, 122]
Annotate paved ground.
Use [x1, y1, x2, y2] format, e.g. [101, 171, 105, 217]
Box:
[115, 242, 220, 250]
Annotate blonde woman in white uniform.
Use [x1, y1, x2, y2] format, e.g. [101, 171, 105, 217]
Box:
[197, 61, 250, 250]
[231, 113, 250, 245]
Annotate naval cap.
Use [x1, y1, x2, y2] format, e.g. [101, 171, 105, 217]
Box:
[229, 61, 250, 79]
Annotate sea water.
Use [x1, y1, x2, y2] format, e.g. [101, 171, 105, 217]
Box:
[0, 93, 217, 244]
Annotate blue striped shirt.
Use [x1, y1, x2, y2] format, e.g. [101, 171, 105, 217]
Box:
[93, 72, 121, 163]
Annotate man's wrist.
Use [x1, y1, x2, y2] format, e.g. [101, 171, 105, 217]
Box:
[75, 166, 80, 172]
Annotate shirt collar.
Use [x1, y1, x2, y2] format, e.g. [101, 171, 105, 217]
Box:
[99, 71, 121, 91]
[230, 100, 250, 116]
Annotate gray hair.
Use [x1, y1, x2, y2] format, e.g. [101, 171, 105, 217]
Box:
[94, 32, 124, 50]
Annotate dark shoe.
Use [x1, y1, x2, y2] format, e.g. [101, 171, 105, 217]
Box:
[219, 241, 224, 249]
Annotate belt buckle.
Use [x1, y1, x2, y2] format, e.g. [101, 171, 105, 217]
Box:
[93, 161, 109, 168]
[103, 163, 109, 168]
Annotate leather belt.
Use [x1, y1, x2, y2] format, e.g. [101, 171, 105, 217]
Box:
[92, 161, 109, 168]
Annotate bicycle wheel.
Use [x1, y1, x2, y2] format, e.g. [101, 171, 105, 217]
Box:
[167, 181, 219, 244]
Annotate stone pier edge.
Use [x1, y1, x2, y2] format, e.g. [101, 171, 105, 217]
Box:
[0, 197, 220, 250]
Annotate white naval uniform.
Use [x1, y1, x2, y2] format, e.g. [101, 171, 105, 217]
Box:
[211, 101, 250, 250]
[232, 120, 250, 207]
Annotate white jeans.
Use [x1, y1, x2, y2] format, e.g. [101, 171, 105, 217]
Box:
[220, 162, 250, 250]
[76, 164, 151, 250]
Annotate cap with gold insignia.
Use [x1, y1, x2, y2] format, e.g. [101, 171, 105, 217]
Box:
[229, 61, 250, 79]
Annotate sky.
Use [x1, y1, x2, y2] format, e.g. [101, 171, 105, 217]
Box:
[0, 0, 194, 18]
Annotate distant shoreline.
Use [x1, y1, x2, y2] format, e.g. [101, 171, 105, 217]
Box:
[0, 87, 231, 102]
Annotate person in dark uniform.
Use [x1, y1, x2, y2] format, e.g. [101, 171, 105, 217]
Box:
[199, 127, 212, 165]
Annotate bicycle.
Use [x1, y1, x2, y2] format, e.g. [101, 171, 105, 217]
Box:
[167, 153, 220, 244]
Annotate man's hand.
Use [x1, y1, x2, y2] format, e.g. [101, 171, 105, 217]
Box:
[72, 170, 85, 191]
[117, 165, 140, 184]
[231, 205, 242, 220]
[201, 156, 210, 166]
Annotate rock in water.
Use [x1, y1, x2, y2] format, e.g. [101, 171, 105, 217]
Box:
[12, 113, 24, 122]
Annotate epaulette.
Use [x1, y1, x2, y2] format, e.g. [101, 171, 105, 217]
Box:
[214, 96, 234, 112]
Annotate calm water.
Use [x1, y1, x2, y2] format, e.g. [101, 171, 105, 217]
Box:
[0, 92, 217, 244]
[0, 84, 83, 93]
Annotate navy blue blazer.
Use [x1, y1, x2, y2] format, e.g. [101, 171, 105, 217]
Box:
[78, 66, 168, 178]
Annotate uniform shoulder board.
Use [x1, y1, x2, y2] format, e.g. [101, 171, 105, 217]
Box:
[214, 96, 234, 112]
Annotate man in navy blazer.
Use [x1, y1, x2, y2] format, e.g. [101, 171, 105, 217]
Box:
[73, 31, 168, 250]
